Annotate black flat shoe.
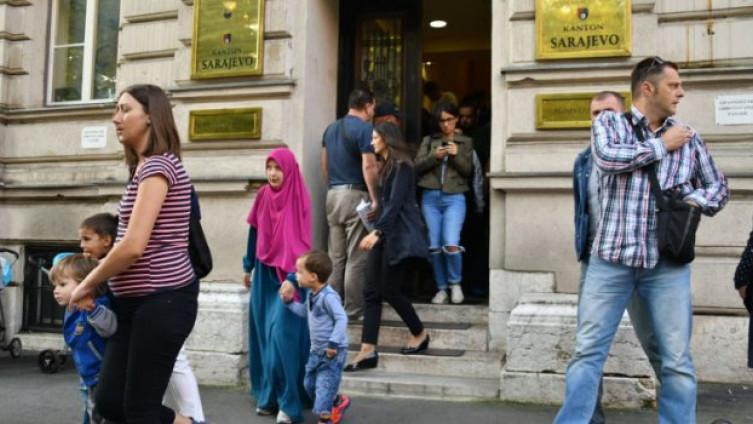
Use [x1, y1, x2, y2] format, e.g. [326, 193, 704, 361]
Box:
[400, 334, 430, 355]
[343, 352, 378, 372]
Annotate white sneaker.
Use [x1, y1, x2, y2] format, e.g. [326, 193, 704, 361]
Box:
[431, 290, 448, 304]
[276, 410, 293, 424]
[450, 284, 464, 304]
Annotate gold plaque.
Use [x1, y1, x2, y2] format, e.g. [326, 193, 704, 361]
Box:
[191, 0, 265, 79]
[189, 108, 262, 140]
[536, 92, 631, 129]
[536, 0, 631, 60]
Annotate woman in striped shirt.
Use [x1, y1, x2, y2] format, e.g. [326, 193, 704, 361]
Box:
[70, 84, 199, 424]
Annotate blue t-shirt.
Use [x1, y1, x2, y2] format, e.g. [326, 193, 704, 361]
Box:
[321, 115, 373, 186]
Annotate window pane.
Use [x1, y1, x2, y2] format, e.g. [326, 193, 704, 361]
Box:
[92, 0, 120, 99]
[55, 0, 87, 45]
[51, 46, 84, 102]
[358, 17, 404, 108]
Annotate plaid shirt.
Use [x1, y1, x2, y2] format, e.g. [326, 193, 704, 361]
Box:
[591, 106, 729, 269]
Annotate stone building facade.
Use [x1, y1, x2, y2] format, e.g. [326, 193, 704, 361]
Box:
[1, 0, 752, 406]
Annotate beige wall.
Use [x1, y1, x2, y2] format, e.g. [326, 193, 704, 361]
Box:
[491, 0, 753, 310]
[0, 0, 340, 284]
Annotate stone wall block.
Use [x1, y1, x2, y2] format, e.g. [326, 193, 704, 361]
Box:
[186, 282, 249, 354]
[187, 350, 247, 386]
[505, 294, 654, 377]
[692, 315, 753, 383]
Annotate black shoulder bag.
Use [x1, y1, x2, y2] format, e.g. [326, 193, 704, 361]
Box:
[189, 186, 213, 278]
[627, 113, 701, 264]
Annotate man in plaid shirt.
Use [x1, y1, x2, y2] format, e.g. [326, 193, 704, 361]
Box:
[555, 57, 729, 424]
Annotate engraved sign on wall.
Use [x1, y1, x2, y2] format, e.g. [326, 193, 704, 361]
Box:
[191, 0, 265, 79]
[536, 92, 631, 129]
[715, 94, 753, 126]
[189, 108, 262, 141]
[535, 0, 631, 60]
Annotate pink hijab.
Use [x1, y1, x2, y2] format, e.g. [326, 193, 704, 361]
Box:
[246, 148, 312, 283]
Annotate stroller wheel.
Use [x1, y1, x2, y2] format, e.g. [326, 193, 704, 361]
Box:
[8, 338, 21, 359]
[38, 349, 60, 374]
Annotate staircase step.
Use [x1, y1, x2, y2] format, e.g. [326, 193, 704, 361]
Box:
[346, 349, 502, 379]
[381, 303, 488, 325]
[347, 322, 488, 351]
[341, 370, 500, 401]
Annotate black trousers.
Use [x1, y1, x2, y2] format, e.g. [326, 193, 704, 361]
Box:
[95, 281, 198, 424]
[361, 243, 424, 345]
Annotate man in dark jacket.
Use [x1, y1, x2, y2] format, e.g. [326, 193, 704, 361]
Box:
[572, 91, 661, 423]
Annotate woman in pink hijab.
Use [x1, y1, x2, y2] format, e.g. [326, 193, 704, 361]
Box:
[242, 148, 311, 423]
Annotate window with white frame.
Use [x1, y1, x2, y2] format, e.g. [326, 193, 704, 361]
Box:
[48, 0, 120, 104]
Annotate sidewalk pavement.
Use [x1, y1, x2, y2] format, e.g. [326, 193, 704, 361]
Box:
[1, 354, 752, 423]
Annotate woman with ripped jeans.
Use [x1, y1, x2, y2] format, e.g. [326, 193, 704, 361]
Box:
[415, 101, 474, 304]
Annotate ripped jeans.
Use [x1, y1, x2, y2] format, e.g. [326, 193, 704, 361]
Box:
[421, 190, 466, 290]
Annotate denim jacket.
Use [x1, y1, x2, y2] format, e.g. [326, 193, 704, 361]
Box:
[573, 147, 592, 262]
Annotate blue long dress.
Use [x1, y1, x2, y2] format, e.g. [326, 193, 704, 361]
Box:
[243, 227, 310, 422]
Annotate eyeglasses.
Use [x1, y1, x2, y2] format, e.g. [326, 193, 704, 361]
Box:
[439, 116, 457, 124]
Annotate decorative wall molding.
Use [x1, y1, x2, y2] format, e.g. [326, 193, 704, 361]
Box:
[0, 102, 115, 124]
[509, 1, 655, 22]
[0, 0, 32, 6]
[0, 31, 29, 41]
[0, 66, 27, 76]
[169, 78, 295, 102]
[658, 6, 753, 23]
[120, 49, 178, 62]
[124, 10, 179, 24]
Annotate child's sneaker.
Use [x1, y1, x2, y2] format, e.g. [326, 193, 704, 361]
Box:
[331, 394, 351, 424]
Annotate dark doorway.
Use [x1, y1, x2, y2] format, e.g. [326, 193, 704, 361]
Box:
[23, 244, 79, 332]
[338, 0, 491, 301]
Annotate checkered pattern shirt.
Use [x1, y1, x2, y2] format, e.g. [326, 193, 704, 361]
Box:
[591, 106, 729, 269]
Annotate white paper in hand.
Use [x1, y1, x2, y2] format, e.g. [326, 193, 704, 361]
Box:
[356, 199, 375, 232]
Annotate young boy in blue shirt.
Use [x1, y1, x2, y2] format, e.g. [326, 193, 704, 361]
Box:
[50, 253, 117, 424]
[280, 250, 351, 424]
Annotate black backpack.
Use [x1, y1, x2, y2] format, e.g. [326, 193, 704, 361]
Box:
[189, 186, 213, 279]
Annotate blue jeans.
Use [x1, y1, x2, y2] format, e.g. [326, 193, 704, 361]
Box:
[421, 190, 466, 289]
[577, 262, 663, 424]
[304, 348, 347, 416]
[556, 256, 696, 424]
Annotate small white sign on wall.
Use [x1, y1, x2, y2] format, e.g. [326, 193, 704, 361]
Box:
[81, 126, 107, 149]
[715, 94, 753, 126]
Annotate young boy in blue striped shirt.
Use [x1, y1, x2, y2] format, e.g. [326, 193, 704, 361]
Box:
[280, 250, 350, 424]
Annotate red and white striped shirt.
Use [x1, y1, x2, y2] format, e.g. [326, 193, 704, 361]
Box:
[109, 153, 195, 297]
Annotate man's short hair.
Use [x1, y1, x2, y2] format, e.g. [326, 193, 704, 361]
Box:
[80, 213, 118, 241]
[348, 88, 375, 110]
[630, 56, 679, 98]
[300, 250, 333, 283]
[590, 91, 626, 107]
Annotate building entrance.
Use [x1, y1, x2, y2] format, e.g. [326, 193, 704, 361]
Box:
[338, 0, 491, 301]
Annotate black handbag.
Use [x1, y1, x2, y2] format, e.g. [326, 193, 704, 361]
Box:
[189, 186, 213, 279]
[628, 113, 701, 264]
[647, 164, 701, 264]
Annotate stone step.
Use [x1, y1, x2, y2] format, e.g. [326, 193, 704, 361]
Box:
[341, 370, 500, 401]
[500, 370, 656, 409]
[347, 321, 489, 351]
[381, 302, 488, 325]
[346, 349, 502, 379]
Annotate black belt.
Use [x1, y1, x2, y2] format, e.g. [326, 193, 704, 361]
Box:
[329, 184, 367, 191]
